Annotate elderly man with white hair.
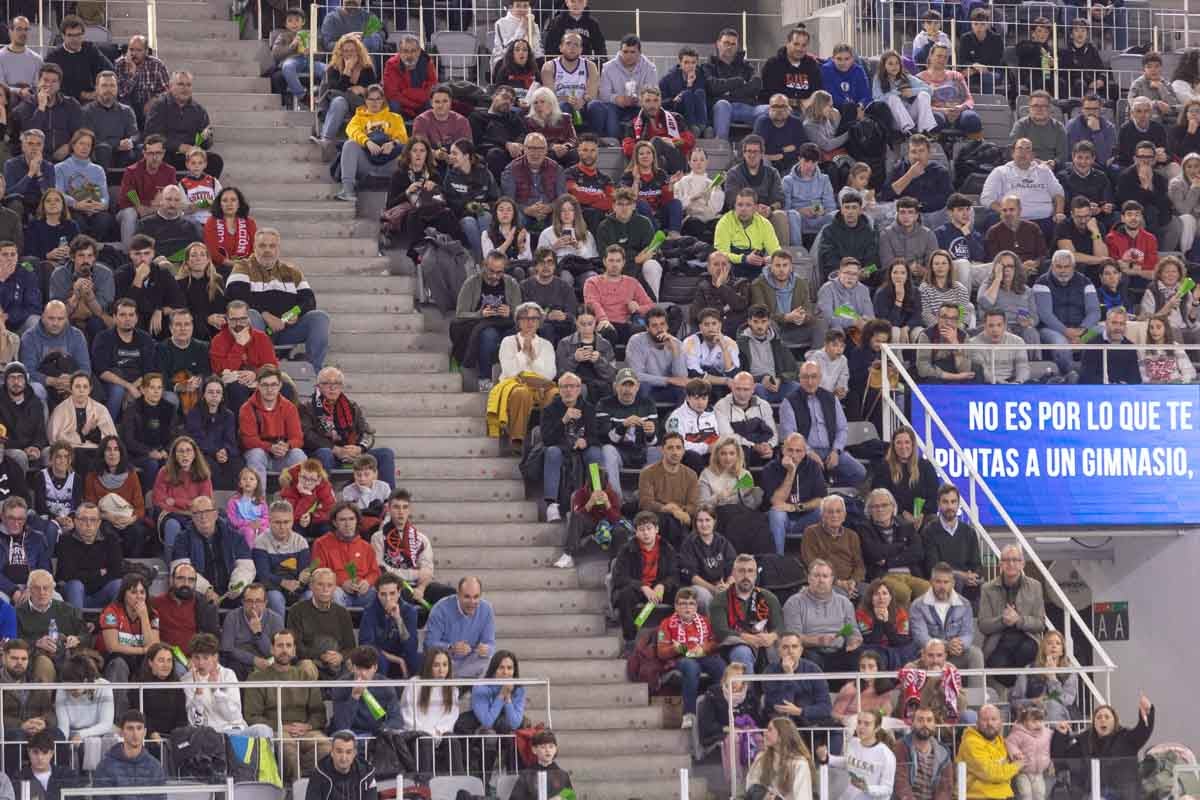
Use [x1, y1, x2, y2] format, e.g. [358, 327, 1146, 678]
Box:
[799, 495, 866, 600]
[300, 365, 396, 488]
[978, 544, 1045, 688]
[1032, 249, 1100, 375]
[226, 228, 331, 369]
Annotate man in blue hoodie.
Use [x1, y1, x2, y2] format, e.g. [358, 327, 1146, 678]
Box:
[93, 710, 166, 800]
[330, 645, 404, 736]
[819, 44, 873, 128]
[17, 300, 89, 406]
[0, 241, 40, 334]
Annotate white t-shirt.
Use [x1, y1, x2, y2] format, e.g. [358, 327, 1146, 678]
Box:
[830, 739, 897, 800]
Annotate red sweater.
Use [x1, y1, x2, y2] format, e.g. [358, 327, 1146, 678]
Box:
[238, 393, 303, 452]
[117, 160, 179, 211]
[621, 109, 694, 159]
[582, 274, 653, 324]
[382, 52, 438, 118]
[311, 532, 382, 586]
[1105, 225, 1159, 275]
[209, 326, 278, 374]
[203, 216, 257, 267]
[152, 470, 213, 515]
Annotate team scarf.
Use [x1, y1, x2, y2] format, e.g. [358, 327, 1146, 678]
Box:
[215, 217, 252, 260]
[899, 662, 963, 722]
[659, 612, 712, 651]
[632, 107, 680, 142]
[384, 518, 423, 569]
[725, 585, 771, 632]
[310, 387, 359, 446]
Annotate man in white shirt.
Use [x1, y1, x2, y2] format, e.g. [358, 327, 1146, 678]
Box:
[497, 302, 557, 444]
[980, 137, 1066, 242]
[183, 633, 274, 738]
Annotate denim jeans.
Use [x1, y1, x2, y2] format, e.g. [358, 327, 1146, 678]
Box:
[321, 95, 351, 139]
[767, 508, 821, 554]
[249, 308, 331, 368]
[63, 577, 121, 610]
[478, 325, 503, 381]
[245, 447, 308, 487]
[665, 88, 708, 128]
[599, 444, 662, 492]
[314, 447, 397, 488]
[280, 55, 327, 97]
[333, 586, 377, 609]
[266, 588, 310, 618]
[811, 446, 867, 486]
[460, 211, 492, 261]
[712, 100, 768, 140]
[934, 108, 982, 134]
[543, 444, 602, 501]
[677, 655, 726, 714]
[585, 101, 639, 139]
[753, 381, 802, 403]
[635, 199, 683, 233]
[787, 209, 833, 244]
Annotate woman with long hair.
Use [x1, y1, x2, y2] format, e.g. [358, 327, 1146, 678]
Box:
[1169, 102, 1200, 167]
[1139, 255, 1200, 344]
[855, 579, 916, 669]
[847, 319, 894, 432]
[400, 647, 461, 773]
[1168, 152, 1200, 261]
[872, 259, 923, 341]
[176, 242, 228, 338]
[870, 427, 939, 526]
[381, 134, 462, 245]
[697, 662, 764, 750]
[978, 250, 1040, 346]
[311, 33, 374, 147]
[536, 194, 598, 284]
[492, 39, 538, 93]
[747, 717, 814, 800]
[1139, 316, 1196, 383]
[831, 650, 898, 726]
[481, 196, 533, 275]
[1171, 48, 1200, 106]
[822, 709, 896, 800]
[136, 642, 187, 739]
[54, 128, 113, 240]
[1010, 630, 1079, 722]
[203, 186, 255, 269]
[621, 139, 682, 234]
[33, 441, 83, 536]
[1052, 693, 1154, 800]
[872, 49, 936, 136]
[83, 434, 150, 557]
[443, 138, 499, 260]
[697, 436, 772, 556]
[803, 90, 850, 160]
[153, 435, 213, 554]
[25, 187, 79, 262]
[525, 86, 578, 166]
[99, 572, 161, 685]
[918, 249, 972, 327]
[183, 376, 243, 490]
[676, 505, 737, 613]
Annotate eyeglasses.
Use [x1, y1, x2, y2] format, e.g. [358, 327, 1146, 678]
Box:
[194, 509, 218, 517]
[317, 380, 343, 386]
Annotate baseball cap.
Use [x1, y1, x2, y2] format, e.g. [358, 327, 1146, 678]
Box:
[614, 368, 638, 385]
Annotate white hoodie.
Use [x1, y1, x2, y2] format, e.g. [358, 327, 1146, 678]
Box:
[184, 665, 249, 733]
[492, 12, 544, 62]
[829, 738, 897, 800]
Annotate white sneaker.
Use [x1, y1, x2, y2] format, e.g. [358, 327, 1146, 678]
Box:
[681, 713, 695, 729]
[554, 553, 574, 569]
[545, 502, 561, 522]
[478, 378, 494, 393]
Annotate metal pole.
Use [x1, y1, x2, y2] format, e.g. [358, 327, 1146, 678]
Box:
[635, 7, 640, 39]
[680, 767, 690, 799]
[308, 3, 318, 112]
[1090, 758, 1102, 800]
[1102, 346, 1108, 385]
[418, 1, 425, 47]
[537, 768, 548, 800]
[1186, 0, 1191, 48]
[741, 11, 748, 58]
[396, 776, 405, 797]
[257, 0, 262, 38]
[37, 0, 42, 51]
[957, 761, 968, 800]
[226, 776, 235, 800]
[727, 689, 737, 800]
[20, 779, 28, 800]
[950, 16, 957, 70]
[1052, 20, 1060, 100]
[882, 345, 892, 440]
[819, 764, 830, 800]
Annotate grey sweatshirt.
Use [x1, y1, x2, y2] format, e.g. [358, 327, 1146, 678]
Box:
[1010, 116, 1069, 165]
[782, 587, 856, 647]
[969, 331, 1030, 384]
[877, 221, 938, 273]
[625, 331, 686, 387]
[1169, 174, 1200, 216]
[597, 55, 659, 104]
[816, 279, 872, 329]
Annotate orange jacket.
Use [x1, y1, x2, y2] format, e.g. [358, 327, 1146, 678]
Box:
[311, 532, 381, 586]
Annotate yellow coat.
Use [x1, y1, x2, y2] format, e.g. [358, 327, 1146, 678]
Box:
[344, 106, 409, 147]
[957, 727, 1021, 800]
[485, 377, 522, 438]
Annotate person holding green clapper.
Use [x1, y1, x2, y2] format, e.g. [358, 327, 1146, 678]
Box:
[143, 72, 222, 178]
[369, 489, 456, 622]
[781, 558, 863, 673]
[330, 645, 403, 735]
[611, 511, 678, 656]
[656, 587, 723, 730]
[1079, 304, 1141, 384]
[510, 730, 573, 800]
[319, 0, 385, 55]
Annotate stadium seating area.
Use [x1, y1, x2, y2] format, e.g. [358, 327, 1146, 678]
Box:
[0, 0, 1183, 797]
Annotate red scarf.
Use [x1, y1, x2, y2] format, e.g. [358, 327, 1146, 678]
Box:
[725, 586, 770, 632]
[660, 612, 712, 650]
[384, 519, 422, 569]
[632, 108, 680, 142]
[312, 387, 359, 445]
[639, 539, 660, 585]
[216, 217, 252, 260]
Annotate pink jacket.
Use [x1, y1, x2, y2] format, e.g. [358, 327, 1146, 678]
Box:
[1006, 724, 1053, 776]
[225, 494, 269, 549]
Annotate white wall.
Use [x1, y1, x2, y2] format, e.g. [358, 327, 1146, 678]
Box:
[1072, 534, 1200, 746]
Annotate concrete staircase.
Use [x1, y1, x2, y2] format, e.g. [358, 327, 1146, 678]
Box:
[124, 4, 705, 797]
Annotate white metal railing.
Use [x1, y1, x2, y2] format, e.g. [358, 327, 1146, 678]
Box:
[56, 782, 233, 799]
[878, 342, 1119, 701]
[724, 665, 1114, 798]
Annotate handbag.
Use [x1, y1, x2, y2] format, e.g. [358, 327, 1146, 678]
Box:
[514, 723, 545, 767]
[98, 493, 136, 526]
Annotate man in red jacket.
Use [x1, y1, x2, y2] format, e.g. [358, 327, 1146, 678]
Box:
[382, 35, 437, 120]
[311, 503, 381, 609]
[238, 364, 305, 486]
[208, 299, 280, 412]
[1104, 199, 1159, 281]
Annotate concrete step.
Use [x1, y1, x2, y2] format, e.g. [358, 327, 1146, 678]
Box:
[276, 237, 377, 257]
[393, 476, 523, 499]
[112, 18, 239, 38]
[560, 753, 690, 780]
[329, 332, 447, 353]
[408, 500, 536, 524]
[225, 183, 340, 202]
[291, 256, 389, 275]
[156, 39, 264, 60]
[419, 522, 562, 548]
[254, 201, 357, 221]
[314, 293, 413, 313]
[438, 568, 578, 591]
[392, 456, 519, 480]
[369, 418, 487, 437]
[220, 143, 326, 164]
[261, 219, 378, 240]
[208, 110, 312, 127]
[307, 275, 413, 295]
[570, 776, 705, 800]
[524, 681, 648, 710]
[499, 635, 620, 660]
[356, 393, 485, 418]
[341, 372, 460, 393]
[484, 589, 605, 616]
[327, 352, 443, 373]
[522, 659, 629, 686]
[373, 436, 498, 458]
[528, 706, 665, 732]
[542, 727, 690, 755]
[110, 1, 227, 21]
[221, 162, 334, 185]
[173, 59, 265, 78]
[326, 308, 424, 331]
[213, 125, 314, 145]
[436, 546, 560, 569]
[489, 613, 605, 638]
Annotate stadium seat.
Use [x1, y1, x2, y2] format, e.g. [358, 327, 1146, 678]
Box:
[227, 784, 283, 800]
[846, 420, 881, 448]
[84, 25, 111, 43]
[430, 31, 481, 82]
[292, 778, 309, 799]
[430, 775, 486, 799]
[1110, 53, 1142, 92]
[495, 774, 520, 800]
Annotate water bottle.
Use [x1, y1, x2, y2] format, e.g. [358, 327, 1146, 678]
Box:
[47, 618, 58, 643]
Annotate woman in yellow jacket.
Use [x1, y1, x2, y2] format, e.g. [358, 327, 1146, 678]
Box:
[336, 83, 409, 203]
[958, 704, 1023, 800]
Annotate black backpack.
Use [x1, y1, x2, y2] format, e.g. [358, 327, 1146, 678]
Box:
[953, 140, 1006, 191]
[755, 554, 807, 605]
[169, 725, 228, 781]
[846, 117, 887, 189]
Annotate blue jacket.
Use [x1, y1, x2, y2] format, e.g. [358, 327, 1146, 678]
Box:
[424, 596, 496, 653]
[935, 221, 987, 263]
[762, 658, 832, 720]
[358, 597, 411, 660]
[1033, 270, 1100, 332]
[819, 60, 872, 107]
[881, 160, 953, 211]
[169, 519, 252, 593]
[330, 678, 403, 735]
[471, 683, 527, 730]
[18, 321, 91, 382]
[0, 262, 41, 330]
[1066, 113, 1117, 165]
[909, 587, 975, 649]
[0, 528, 50, 595]
[3, 155, 55, 204]
[251, 531, 311, 590]
[781, 164, 835, 234]
[184, 406, 240, 459]
[659, 64, 709, 102]
[753, 114, 809, 168]
[0, 597, 14, 640]
[92, 743, 166, 800]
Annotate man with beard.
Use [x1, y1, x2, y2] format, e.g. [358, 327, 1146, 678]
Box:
[626, 307, 688, 405]
[755, 93, 808, 174]
[115, 234, 186, 337]
[709, 553, 782, 671]
[1055, 196, 1110, 273]
[910, 562, 985, 681]
[981, 139, 1065, 243]
[243, 629, 329, 780]
[91, 298, 157, 421]
[637, 433, 698, 547]
[209, 299, 279, 411]
[10, 63, 82, 161]
[113, 35, 170, 126]
[144, 71, 221, 177]
[0, 638, 62, 769]
[82, 71, 139, 169]
[621, 86, 693, 175]
[151, 562, 219, 658]
[44, 15, 112, 103]
[760, 27, 823, 113]
[0, 362, 47, 471]
[169, 495, 256, 609]
[308, 731, 378, 799]
[470, 86, 527, 182]
[1057, 140, 1117, 232]
[893, 706, 955, 800]
[451, 251, 521, 394]
[115, 135, 176, 246]
[985, 195, 1048, 272]
[957, 705, 1021, 797]
[382, 35, 438, 122]
[0, 17, 42, 102]
[49, 234, 115, 339]
[565, 134, 614, 231]
[760, 433, 825, 554]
